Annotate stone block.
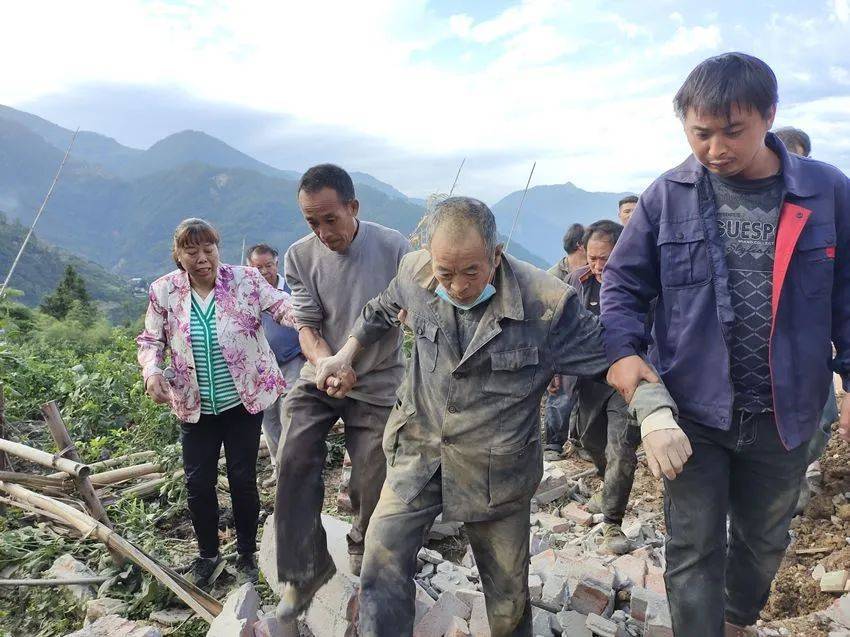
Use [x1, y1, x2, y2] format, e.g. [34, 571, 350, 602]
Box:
[532, 607, 556, 636]
[534, 483, 573, 505]
[253, 615, 299, 637]
[540, 567, 569, 609]
[444, 616, 471, 637]
[529, 573, 543, 600]
[85, 598, 128, 626]
[555, 610, 592, 637]
[428, 514, 463, 541]
[560, 502, 594, 526]
[415, 580, 436, 626]
[611, 555, 648, 590]
[148, 609, 192, 627]
[207, 583, 259, 637]
[418, 547, 444, 564]
[570, 578, 613, 617]
[535, 512, 572, 533]
[629, 587, 667, 623]
[823, 570, 850, 593]
[432, 570, 473, 595]
[585, 613, 618, 637]
[47, 554, 98, 602]
[530, 529, 552, 557]
[824, 593, 850, 628]
[64, 614, 162, 637]
[467, 593, 490, 637]
[412, 591, 471, 637]
[530, 549, 558, 577]
[644, 566, 666, 595]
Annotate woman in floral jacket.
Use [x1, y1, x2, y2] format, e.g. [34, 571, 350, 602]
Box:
[137, 217, 295, 587]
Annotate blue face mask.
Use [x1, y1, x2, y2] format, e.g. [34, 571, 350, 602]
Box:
[435, 283, 496, 311]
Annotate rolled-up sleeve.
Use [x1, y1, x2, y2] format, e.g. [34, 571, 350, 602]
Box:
[284, 247, 323, 330]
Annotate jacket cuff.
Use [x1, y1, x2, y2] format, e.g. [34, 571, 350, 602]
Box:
[603, 340, 641, 366]
[628, 381, 679, 425]
[142, 366, 163, 383]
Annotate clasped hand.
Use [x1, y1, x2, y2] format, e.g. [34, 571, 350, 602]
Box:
[315, 355, 357, 399]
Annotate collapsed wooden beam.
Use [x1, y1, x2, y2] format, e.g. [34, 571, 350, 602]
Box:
[0, 438, 89, 477]
[0, 481, 222, 622]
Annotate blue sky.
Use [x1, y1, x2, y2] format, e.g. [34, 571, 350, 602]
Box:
[2, 0, 849, 202]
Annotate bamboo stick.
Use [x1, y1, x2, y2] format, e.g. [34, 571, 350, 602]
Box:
[87, 463, 161, 487]
[49, 451, 158, 478]
[0, 470, 67, 489]
[0, 482, 221, 621]
[0, 438, 89, 477]
[40, 402, 111, 530]
[0, 577, 108, 586]
[0, 495, 71, 527]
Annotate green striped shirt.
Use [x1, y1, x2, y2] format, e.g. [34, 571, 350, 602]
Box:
[190, 292, 241, 415]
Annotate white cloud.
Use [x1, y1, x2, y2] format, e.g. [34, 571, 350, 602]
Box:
[448, 0, 559, 44]
[659, 25, 722, 56]
[829, 66, 850, 84]
[669, 12, 684, 23]
[832, 0, 850, 23]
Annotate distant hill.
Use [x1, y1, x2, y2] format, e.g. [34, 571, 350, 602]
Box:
[492, 182, 635, 266]
[0, 212, 145, 323]
[0, 104, 549, 282]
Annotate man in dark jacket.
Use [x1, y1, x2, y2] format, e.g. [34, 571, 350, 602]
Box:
[601, 53, 850, 636]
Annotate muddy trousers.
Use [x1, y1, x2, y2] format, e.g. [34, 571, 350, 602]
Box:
[274, 380, 390, 585]
[180, 404, 262, 558]
[359, 472, 532, 637]
[663, 413, 809, 636]
[574, 379, 640, 525]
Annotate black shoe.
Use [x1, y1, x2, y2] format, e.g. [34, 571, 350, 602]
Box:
[236, 553, 259, 585]
[187, 555, 222, 588]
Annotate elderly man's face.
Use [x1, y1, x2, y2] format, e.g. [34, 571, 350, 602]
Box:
[430, 226, 501, 305]
[298, 187, 360, 253]
[248, 251, 279, 286]
[587, 236, 614, 283]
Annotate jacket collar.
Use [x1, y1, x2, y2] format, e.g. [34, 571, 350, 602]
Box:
[415, 252, 524, 321]
[664, 132, 817, 198]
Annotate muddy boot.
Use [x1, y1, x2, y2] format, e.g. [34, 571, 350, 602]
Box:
[275, 559, 337, 621]
[186, 555, 222, 588]
[236, 553, 259, 585]
[600, 523, 632, 555]
[585, 491, 604, 515]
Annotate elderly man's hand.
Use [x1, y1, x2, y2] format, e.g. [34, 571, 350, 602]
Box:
[644, 428, 693, 480]
[145, 375, 171, 404]
[607, 355, 660, 403]
[316, 354, 357, 399]
[838, 393, 850, 442]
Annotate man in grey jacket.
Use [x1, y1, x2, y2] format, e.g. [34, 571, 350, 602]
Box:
[274, 164, 409, 620]
[315, 197, 677, 636]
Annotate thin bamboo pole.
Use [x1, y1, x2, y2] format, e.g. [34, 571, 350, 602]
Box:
[0, 470, 67, 489]
[0, 482, 221, 621]
[0, 438, 89, 477]
[49, 451, 158, 478]
[0, 577, 109, 586]
[87, 463, 161, 487]
[40, 402, 110, 528]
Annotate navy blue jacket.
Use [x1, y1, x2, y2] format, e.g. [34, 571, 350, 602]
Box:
[601, 134, 850, 450]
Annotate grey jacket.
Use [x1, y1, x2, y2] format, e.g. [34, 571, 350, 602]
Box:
[352, 250, 676, 522]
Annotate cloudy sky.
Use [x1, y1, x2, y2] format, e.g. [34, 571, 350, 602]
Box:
[2, 0, 849, 202]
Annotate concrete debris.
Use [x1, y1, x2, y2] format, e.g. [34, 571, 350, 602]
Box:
[64, 614, 162, 637]
[206, 583, 259, 637]
[556, 610, 593, 636]
[428, 514, 463, 541]
[85, 598, 129, 626]
[47, 554, 98, 602]
[148, 609, 193, 626]
[823, 570, 850, 593]
[585, 612, 619, 637]
[412, 591, 470, 637]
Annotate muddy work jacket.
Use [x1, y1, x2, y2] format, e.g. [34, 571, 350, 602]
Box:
[351, 250, 675, 522]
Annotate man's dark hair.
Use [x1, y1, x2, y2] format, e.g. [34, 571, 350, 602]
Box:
[298, 163, 356, 203]
[562, 223, 585, 255]
[774, 126, 811, 157]
[583, 219, 624, 248]
[247, 243, 278, 259]
[618, 195, 638, 208]
[673, 52, 778, 121]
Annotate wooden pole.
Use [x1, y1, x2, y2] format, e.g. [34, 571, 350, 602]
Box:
[0, 470, 68, 490]
[48, 451, 158, 479]
[87, 463, 161, 487]
[0, 482, 221, 621]
[0, 438, 89, 477]
[40, 401, 111, 527]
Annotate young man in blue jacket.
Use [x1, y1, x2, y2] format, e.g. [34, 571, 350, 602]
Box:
[600, 52, 850, 636]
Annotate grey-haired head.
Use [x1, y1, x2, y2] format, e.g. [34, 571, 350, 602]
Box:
[427, 196, 500, 262]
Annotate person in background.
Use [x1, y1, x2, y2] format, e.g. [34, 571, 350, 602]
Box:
[543, 223, 587, 460]
[137, 218, 295, 588]
[548, 222, 586, 281]
[773, 127, 842, 513]
[246, 243, 306, 488]
[617, 195, 639, 226]
[568, 220, 638, 555]
[774, 126, 811, 158]
[602, 53, 850, 636]
[274, 164, 409, 619]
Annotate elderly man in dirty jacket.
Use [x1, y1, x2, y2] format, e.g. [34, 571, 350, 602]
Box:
[315, 197, 677, 637]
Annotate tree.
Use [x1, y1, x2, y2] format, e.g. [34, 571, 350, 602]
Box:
[40, 265, 95, 320]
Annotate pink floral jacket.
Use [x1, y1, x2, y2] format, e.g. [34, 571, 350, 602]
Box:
[136, 264, 296, 423]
